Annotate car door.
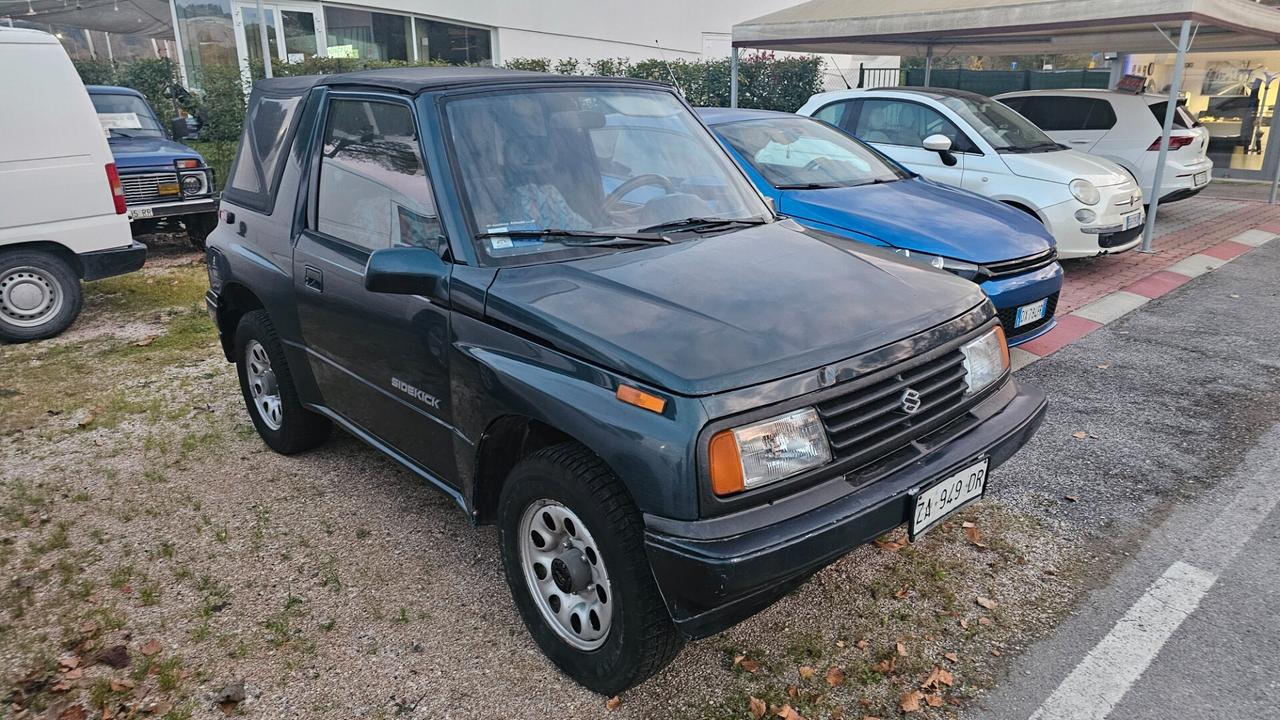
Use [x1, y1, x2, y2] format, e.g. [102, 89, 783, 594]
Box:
[292, 93, 458, 484]
[845, 98, 970, 188]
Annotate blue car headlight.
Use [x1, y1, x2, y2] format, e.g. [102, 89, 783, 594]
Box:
[892, 248, 984, 281]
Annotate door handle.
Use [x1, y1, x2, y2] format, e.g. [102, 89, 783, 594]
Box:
[304, 266, 323, 292]
[1069, 139, 1091, 144]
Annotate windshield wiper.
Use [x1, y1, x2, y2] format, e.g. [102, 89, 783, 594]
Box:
[108, 129, 142, 138]
[636, 216, 769, 234]
[475, 228, 671, 248]
[1001, 142, 1063, 154]
[775, 182, 844, 190]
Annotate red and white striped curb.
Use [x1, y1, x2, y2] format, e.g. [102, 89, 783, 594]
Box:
[1011, 229, 1276, 371]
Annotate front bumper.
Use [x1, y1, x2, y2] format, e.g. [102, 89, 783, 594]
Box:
[980, 261, 1064, 346]
[644, 378, 1048, 639]
[79, 241, 147, 281]
[128, 197, 218, 221]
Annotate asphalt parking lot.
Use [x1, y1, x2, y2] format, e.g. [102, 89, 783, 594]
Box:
[2, 218, 1278, 719]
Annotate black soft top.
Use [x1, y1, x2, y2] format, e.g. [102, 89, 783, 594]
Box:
[253, 67, 667, 96]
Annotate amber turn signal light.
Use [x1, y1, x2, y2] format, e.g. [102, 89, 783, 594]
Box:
[708, 430, 745, 496]
[993, 325, 1010, 369]
[616, 384, 666, 414]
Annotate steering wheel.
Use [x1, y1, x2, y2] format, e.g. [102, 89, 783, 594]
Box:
[804, 157, 843, 175]
[601, 174, 676, 215]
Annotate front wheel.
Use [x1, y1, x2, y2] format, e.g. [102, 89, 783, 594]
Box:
[498, 443, 682, 695]
[0, 250, 83, 343]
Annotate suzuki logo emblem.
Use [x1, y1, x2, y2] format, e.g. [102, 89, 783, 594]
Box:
[900, 388, 922, 414]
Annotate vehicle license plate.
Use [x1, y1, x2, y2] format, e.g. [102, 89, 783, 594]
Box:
[128, 207, 153, 219]
[157, 182, 180, 196]
[1124, 210, 1144, 230]
[1015, 298, 1048, 328]
[910, 458, 988, 539]
[1194, 171, 1208, 186]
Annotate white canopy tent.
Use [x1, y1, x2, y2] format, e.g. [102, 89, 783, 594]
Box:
[3, 0, 173, 38]
[730, 0, 1280, 251]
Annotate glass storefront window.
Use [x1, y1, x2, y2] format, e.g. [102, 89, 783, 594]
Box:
[414, 17, 492, 66]
[324, 7, 411, 61]
[175, 0, 237, 86]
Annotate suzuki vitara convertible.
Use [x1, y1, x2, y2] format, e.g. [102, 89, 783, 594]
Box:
[205, 68, 1047, 693]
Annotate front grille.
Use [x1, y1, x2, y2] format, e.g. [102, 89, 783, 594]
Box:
[998, 291, 1059, 339]
[816, 349, 973, 471]
[981, 248, 1058, 278]
[119, 171, 179, 205]
[1100, 225, 1143, 248]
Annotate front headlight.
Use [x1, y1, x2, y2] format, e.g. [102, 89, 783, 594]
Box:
[893, 248, 983, 281]
[961, 326, 1010, 395]
[180, 172, 206, 196]
[1069, 178, 1100, 206]
[708, 407, 832, 495]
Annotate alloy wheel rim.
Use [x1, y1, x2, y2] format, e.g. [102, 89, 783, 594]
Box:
[245, 340, 283, 430]
[518, 499, 613, 651]
[0, 267, 63, 329]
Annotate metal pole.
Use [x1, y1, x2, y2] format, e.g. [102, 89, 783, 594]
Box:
[256, 0, 273, 79]
[1141, 20, 1191, 253]
[730, 46, 739, 108]
[924, 44, 933, 87]
[1268, 82, 1280, 203]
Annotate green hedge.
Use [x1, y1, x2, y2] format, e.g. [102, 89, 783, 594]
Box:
[71, 57, 181, 120]
[504, 54, 825, 112]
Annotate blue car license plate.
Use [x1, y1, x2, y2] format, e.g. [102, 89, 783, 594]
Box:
[1015, 298, 1049, 328]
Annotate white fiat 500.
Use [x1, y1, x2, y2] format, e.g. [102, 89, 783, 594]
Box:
[798, 87, 1145, 259]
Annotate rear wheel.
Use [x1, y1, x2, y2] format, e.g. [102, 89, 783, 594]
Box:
[0, 250, 83, 343]
[233, 310, 331, 454]
[498, 443, 682, 694]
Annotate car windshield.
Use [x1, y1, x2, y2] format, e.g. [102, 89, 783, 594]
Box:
[939, 95, 1059, 153]
[445, 87, 768, 265]
[90, 93, 165, 138]
[715, 115, 907, 189]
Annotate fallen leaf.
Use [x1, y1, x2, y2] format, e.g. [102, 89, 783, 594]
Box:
[58, 705, 87, 720]
[59, 656, 81, 670]
[134, 336, 157, 347]
[1096, 363, 1110, 369]
[923, 666, 954, 689]
[976, 596, 997, 610]
[991, 649, 1002, 657]
[787, 686, 799, 699]
[873, 657, 896, 674]
[964, 525, 987, 547]
[978, 617, 993, 626]
[77, 407, 101, 428]
[63, 668, 83, 680]
[900, 690, 924, 713]
[740, 659, 762, 673]
[77, 621, 98, 635]
[926, 694, 945, 708]
[139, 639, 162, 657]
[835, 639, 846, 649]
[1064, 495, 1079, 502]
[776, 705, 804, 720]
[605, 696, 621, 711]
[96, 645, 130, 669]
[961, 521, 976, 528]
[749, 696, 767, 720]
[798, 665, 816, 680]
[1071, 431, 1088, 440]
[111, 678, 135, 692]
[944, 652, 958, 663]
[894, 586, 910, 599]
[855, 638, 869, 650]
[148, 702, 173, 715]
[959, 618, 969, 629]
[873, 538, 904, 552]
[52, 680, 74, 692]
[825, 666, 846, 686]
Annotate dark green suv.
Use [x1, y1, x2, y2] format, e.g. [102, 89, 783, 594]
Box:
[204, 67, 1047, 693]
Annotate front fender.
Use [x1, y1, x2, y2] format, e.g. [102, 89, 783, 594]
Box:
[450, 313, 705, 520]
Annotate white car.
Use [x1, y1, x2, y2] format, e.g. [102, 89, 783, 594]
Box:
[996, 89, 1213, 204]
[798, 88, 1145, 259]
[0, 27, 144, 342]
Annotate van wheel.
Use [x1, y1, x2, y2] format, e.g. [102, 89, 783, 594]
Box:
[185, 214, 217, 252]
[233, 310, 331, 454]
[498, 442, 683, 694]
[0, 250, 83, 343]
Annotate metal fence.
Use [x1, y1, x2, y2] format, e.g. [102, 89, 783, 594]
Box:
[901, 68, 1111, 95]
[857, 66, 902, 88]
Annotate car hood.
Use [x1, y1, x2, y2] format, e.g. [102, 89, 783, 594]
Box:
[778, 178, 1053, 264]
[106, 136, 206, 169]
[1002, 149, 1129, 187]
[483, 221, 986, 396]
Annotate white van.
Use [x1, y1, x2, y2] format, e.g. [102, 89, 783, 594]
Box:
[0, 27, 144, 342]
[798, 87, 1145, 259]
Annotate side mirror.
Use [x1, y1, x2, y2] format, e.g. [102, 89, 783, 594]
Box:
[170, 117, 190, 140]
[923, 134, 958, 167]
[364, 247, 448, 296]
[763, 196, 777, 215]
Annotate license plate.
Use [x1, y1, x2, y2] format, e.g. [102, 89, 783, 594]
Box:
[1014, 298, 1048, 328]
[1124, 210, 1144, 230]
[1194, 171, 1208, 186]
[128, 207, 153, 219]
[157, 183, 180, 196]
[910, 458, 988, 539]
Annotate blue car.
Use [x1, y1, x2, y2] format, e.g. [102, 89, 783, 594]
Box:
[87, 85, 219, 250]
[699, 108, 1063, 346]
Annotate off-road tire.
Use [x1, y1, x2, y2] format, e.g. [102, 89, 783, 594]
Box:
[498, 442, 683, 694]
[233, 309, 331, 454]
[0, 249, 83, 343]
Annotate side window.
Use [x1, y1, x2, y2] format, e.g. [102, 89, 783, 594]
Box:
[1081, 99, 1117, 130]
[1149, 102, 1192, 130]
[228, 94, 303, 198]
[813, 101, 854, 130]
[854, 99, 975, 153]
[1014, 97, 1118, 132]
[315, 98, 444, 255]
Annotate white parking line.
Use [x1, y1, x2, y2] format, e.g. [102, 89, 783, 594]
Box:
[1029, 426, 1280, 720]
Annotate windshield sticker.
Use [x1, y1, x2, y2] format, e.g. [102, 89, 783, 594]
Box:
[97, 112, 142, 130]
